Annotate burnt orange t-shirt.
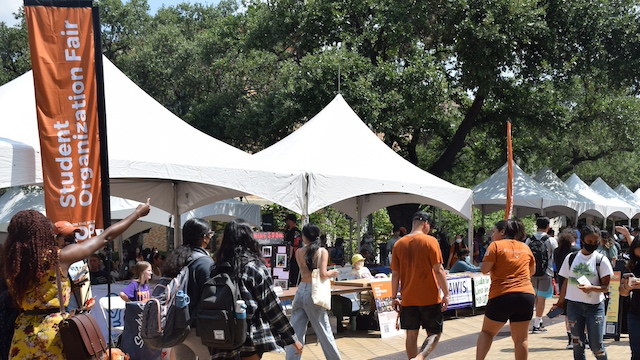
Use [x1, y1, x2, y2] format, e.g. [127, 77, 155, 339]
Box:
[391, 233, 443, 306]
[483, 240, 535, 299]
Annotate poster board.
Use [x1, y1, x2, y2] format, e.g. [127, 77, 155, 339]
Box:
[254, 232, 288, 284]
[471, 274, 491, 307]
[605, 271, 621, 338]
[370, 279, 402, 338]
[446, 275, 473, 309]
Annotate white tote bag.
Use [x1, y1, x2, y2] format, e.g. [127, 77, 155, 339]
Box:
[311, 252, 332, 310]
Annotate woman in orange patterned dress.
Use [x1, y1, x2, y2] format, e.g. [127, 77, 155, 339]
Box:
[2, 200, 150, 359]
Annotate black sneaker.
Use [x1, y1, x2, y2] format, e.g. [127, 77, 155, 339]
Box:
[531, 326, 547, 334]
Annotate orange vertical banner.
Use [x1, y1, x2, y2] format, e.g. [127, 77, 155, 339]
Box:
[25, 0, 103, 239]
[505, 121, 513, 219]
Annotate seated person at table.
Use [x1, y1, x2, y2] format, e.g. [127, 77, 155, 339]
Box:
[349, 254, 373, 279]
[88, 253, 110, 285]
[119, 261, 152, 302]
[449, 249, 481, 273]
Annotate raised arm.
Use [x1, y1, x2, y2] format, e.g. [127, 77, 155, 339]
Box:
[60, 199, 151, 268]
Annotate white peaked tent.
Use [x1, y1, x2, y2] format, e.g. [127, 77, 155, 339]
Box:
[590, 178, 639, 218]
[0, 58, 305, 229]
[0, 187, 171, 242]
[614, 184, 640, 218]
[181, 199, 261, 227]
[533, 167, 605, 219]
[253, 94, 474, 222]
[473, 162, 575, 217]
[565, 174, 630, 220]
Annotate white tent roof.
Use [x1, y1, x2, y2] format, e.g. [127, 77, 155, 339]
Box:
[473, 162, 575, 217]
[0, 187, 170, 240]
[565, 174, 630, 219]
[253, 94, 473, 221]
[590, 178, 639, 218]
[616, 183, 640, 209]
[181, 199, 261, 227]
[533, 167, 605, 218]
[0, 58, 305, 216]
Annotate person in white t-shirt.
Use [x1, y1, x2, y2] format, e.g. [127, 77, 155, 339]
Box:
[551, 225, 613, 360]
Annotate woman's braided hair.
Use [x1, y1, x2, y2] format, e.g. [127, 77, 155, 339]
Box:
[3, 210, 59, 307]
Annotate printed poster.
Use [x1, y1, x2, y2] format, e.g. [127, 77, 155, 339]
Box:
[370, 279, 402, 338]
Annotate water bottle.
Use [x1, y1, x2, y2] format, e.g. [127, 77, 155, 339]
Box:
[235, 300, 247, 319]
[176, 290, 190, 308]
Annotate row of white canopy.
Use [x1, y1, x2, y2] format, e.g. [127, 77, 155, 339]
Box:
[1, 56, 636, 241]
[473, 162, 640, 223]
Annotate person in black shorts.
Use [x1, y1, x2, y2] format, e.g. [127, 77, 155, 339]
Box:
[476, 219, 536, 360]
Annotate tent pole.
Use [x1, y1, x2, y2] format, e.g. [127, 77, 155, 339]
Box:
[173, 182, 182, 249]
[302, 174, 310, 226]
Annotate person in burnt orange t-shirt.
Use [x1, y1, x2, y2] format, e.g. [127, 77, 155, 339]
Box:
[391, 211, 449, 360]
[476, 219, 535, 360]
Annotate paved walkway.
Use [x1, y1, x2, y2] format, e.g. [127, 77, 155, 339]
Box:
[263, 301, 631, 359]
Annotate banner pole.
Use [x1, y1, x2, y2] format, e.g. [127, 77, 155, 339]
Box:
[92, 4, 113, 348]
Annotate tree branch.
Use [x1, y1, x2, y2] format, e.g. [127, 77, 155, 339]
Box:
[429, 93, 486, 177]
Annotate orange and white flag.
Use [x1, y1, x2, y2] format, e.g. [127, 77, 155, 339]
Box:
[505, 121, 514, 220]
[25, 0, 103, 239]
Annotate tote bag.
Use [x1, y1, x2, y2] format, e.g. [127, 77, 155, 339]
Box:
[311, 252, 332, 310]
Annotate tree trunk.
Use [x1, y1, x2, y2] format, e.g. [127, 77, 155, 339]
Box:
[387, 203, 420, 231]
[429, 94, 486, 177]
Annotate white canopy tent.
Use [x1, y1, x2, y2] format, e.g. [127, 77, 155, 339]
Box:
[473, 162, 576, 217]
[181, 199, 261, 228]
[253, 94, 474, 225]
[0, 58, 305, 245]
[590, 178, 639, 218]
[0, 187, 171, 243]
[615, 184, 640, 213]
[533, 167, 605, 220]
[565, 174, 630, 221]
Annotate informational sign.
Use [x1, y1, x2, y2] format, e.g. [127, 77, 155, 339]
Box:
[446, 275, 473, 309]
[472, 275, 491, 307]
[370, 279, 402, 338]
[605, 271, 621, 337]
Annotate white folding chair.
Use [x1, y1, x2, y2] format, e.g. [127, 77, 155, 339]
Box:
[98, 295, 127, 345]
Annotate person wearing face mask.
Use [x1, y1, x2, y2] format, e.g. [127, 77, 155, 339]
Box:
[449, 249, 480, 273]
[551, 225, 613, 360]
[446, 234, 468, 270]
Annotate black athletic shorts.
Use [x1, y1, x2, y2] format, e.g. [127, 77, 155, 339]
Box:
[485, 292, 535, 323]
[400, 304, 444, 333]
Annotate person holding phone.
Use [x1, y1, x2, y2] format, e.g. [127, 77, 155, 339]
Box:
[551, 225, 613, 360]
[620, 238, 640, 359]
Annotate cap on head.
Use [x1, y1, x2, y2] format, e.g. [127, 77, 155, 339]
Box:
[285, 213, 297, 222]
[412, 211, 430, 223]
[54, 221, 80, 237]
[351, 253, 365, 265]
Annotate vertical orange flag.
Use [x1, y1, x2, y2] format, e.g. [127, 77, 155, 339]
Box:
[25, 0, 104, 239]
[505, 121, 514, 220]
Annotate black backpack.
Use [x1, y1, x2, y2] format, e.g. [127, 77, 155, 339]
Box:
[528, 235, 549, 277]
[196, 262, 246, 350]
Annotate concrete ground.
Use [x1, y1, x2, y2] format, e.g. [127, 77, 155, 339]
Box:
[262, 300, 631, 359]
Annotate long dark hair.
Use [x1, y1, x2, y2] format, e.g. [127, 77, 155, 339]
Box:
[214, 219, 263, 276]
[162, 245, 193, 278]
[303, 224, 321, 271]
[3, 210, 59, 307]
[628, 238, 640, 272]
